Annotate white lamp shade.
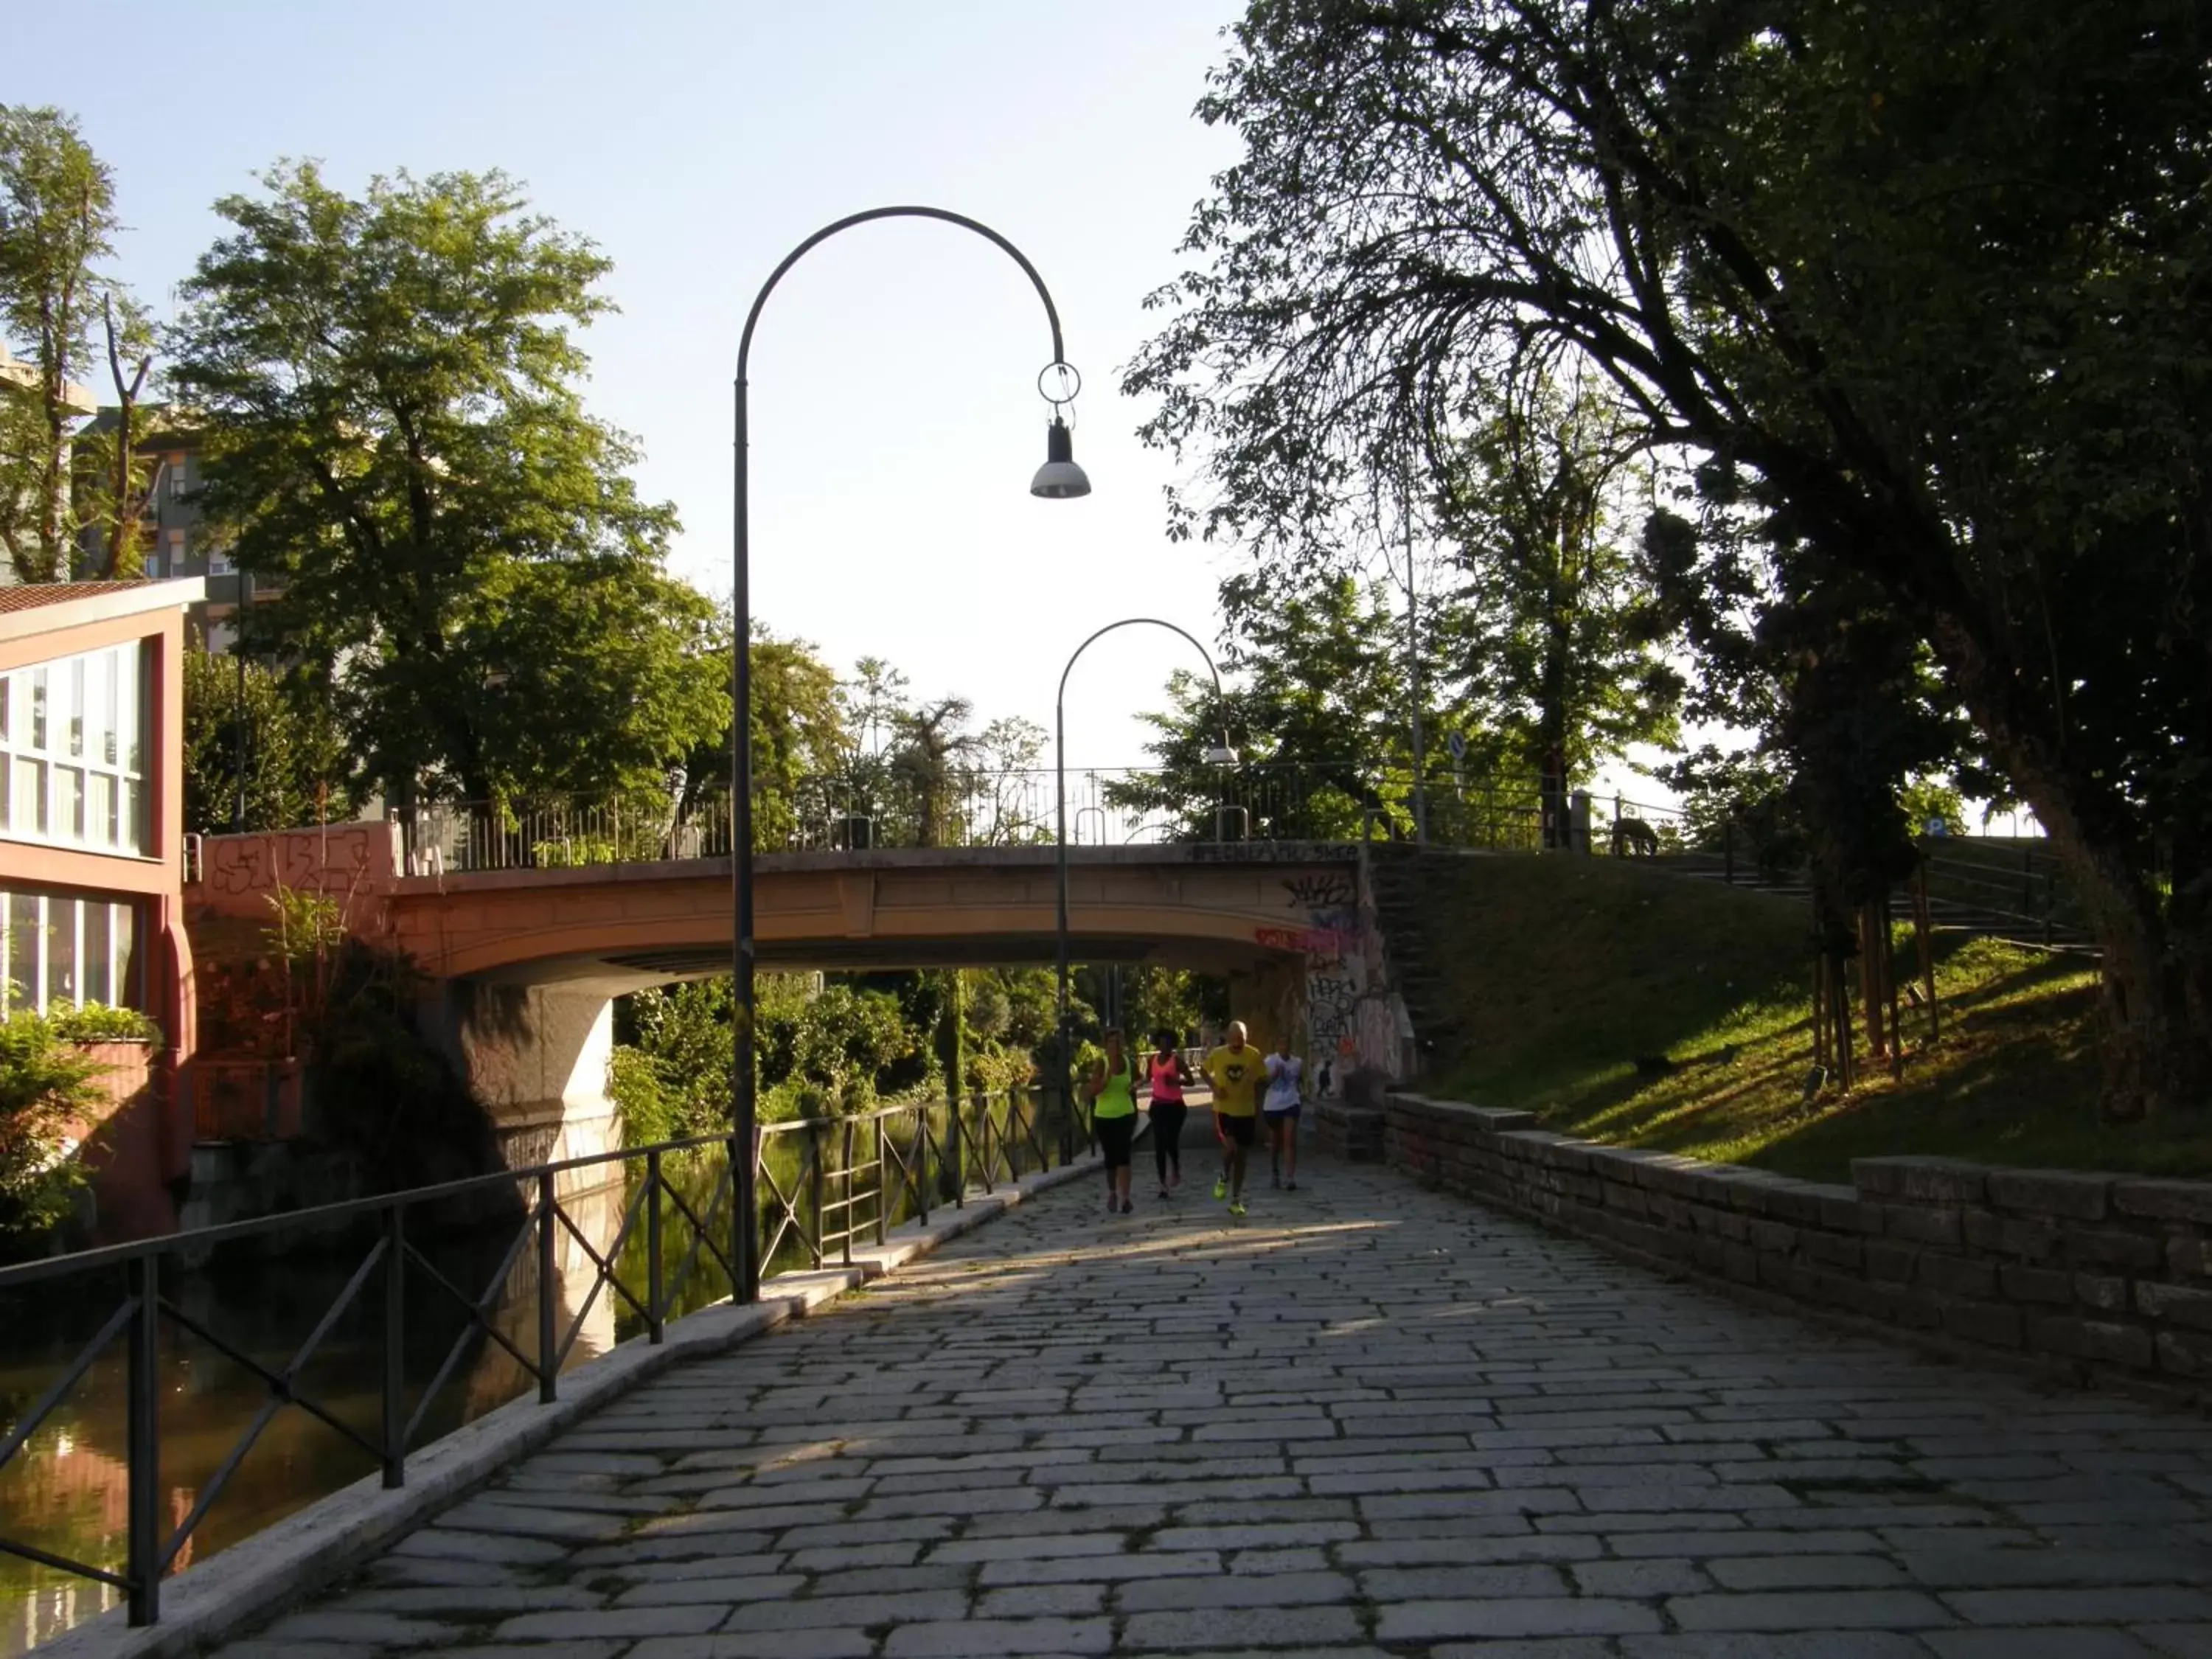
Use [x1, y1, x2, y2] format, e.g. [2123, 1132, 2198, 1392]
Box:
[1204, 743, 1238, 765]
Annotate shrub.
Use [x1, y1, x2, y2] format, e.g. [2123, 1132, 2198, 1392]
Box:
[47, 1003, 161, 1045]
[0, 1014, 102, 1249]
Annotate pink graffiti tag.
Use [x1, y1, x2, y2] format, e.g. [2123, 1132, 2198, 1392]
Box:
[1253, 925, 1358, 955]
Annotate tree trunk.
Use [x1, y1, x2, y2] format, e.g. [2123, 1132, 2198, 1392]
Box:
[1928, 619, 2212, 1116]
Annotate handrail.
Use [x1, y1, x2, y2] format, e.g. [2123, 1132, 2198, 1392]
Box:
[0, 1085, 1084, 1635]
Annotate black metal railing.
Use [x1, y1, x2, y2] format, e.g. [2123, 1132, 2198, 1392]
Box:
[384, 765, 1548, 874]
[0, 1086, 1083, 1636]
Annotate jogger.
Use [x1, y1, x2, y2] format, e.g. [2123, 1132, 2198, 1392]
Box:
[1264, 1034, 1304, 1191]
[1085, 1028, 1138, 1215]
[1203, 1022, 1264, 1216]
[1147, 1030, 1194, 1199]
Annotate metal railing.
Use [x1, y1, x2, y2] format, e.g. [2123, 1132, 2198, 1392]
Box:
[387, 765, 1549, 874]
[0, 1086, 1082, 1633]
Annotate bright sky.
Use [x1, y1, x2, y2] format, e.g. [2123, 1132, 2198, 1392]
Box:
[19, 0, 1259, 768]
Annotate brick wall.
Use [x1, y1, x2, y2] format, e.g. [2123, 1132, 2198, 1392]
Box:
[1384, 1092, 2212, 1406]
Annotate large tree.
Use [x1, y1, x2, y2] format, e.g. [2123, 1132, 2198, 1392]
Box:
[1127, 0, 2212, 1113]
[1434, 372, 1680, 842]
[169, 163, 721, 808]
[181, 649, 351, 836]
[0, 105, 119, 583]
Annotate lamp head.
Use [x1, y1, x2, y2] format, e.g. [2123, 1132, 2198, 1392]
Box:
[1204, 741, 1238, 766]
[1030, 417, 1091, 499]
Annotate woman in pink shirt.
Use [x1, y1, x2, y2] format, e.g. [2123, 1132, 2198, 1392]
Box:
[1147, 1029, 1196, 1200]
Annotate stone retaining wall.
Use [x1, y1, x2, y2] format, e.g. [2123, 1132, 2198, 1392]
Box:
[1385, 1091, 2212, 1405]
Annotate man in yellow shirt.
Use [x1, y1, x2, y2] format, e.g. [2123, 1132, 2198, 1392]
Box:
[1203, 1021, 1264, 1216]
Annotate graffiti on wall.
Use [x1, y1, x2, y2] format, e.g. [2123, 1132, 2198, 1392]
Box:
[1265, 870, 1380, 1081]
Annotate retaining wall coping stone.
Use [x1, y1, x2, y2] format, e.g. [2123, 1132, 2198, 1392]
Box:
[2115, 1179, 2212, 1225]
[1984, 1167, 2118, 1220]
[1851, 1156, 1991, 1205]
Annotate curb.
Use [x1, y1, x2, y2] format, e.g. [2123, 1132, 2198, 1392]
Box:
[38, 1155, 1100, 1659]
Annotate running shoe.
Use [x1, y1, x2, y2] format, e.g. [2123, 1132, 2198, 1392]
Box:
[1121, 1198, 1133, 1214]
[1213, 1176, 1228, 1200]
[1228, 1200, 1248, 1217]
[1159, 1186, 1172, 1201]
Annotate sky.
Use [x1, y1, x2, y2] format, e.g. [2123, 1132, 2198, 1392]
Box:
[15, 0, 1267, 768]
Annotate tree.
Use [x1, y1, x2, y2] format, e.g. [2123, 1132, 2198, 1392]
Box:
[1127, 1, 2212, 1114]
[1121, 570, 1472, 839]
[74, 296, 159, 580]
[1434, 375, 1681, 844]
[181, 648, 350, 835]
[669, 618, 847, 850]
[0, 106, 119, 584]
[169, 163, 723, 809]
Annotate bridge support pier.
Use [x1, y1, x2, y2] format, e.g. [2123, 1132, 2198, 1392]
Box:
[425, 981, 623, 1177]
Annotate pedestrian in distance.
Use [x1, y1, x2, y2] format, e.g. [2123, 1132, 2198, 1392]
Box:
[1147, 1029, 1196, 1200]
[1085, 1026, 1140, 1215]
[1264, 1033, 1304, 1191]
[1203, 1021, 1265, 1217]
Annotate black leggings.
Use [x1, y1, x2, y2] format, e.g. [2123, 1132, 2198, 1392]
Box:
[1150, 1099, 1189, 1179]
[1096, 1113, 1136, 1171]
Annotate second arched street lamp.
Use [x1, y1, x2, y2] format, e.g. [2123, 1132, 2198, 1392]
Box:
[731, 205, 1090, 1300]
[1054, 618, 1237, 1155]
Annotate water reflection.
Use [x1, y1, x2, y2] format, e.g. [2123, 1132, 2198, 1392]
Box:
[0, 1093, 1073, 1655]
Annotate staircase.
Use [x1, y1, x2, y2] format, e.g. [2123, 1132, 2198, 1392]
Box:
[1365, 846, 1473, 1062]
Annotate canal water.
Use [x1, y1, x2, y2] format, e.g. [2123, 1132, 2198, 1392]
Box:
[0, 1097, 1068, 1655]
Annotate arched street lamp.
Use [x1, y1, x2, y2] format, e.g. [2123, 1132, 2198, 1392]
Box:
[734, 206, 1089, 1300]
[1054, 618, 1236, 1152]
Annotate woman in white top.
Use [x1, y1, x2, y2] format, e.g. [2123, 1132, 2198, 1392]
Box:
[1263, 1036, 1304, 1191]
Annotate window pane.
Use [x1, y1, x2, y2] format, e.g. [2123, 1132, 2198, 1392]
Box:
[12, 757, 46, 835]
[122, 645, 145, 775]
[123, 778, 148, 855]
[0, 672, 10, 742]
[88, 772, 116, 849]
[47, 896, 77, 1009]
[55, 766, 83, 841]
[30, 667, 47, 750]
[99, 649, 119, 766]
[113, 903, 141, 1012]
[83, 901, 111, 1007]
[4, 892, 36, 1014]
[66, 658, 84, 757]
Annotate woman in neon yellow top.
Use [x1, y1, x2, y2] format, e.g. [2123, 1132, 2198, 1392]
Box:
[1085, 1026, 1140, 1216]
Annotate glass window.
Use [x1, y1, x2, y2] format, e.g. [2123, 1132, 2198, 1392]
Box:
[113, 902, 139, 1010]
[3, 892, 36, 1014]
[0, 674, 9, 742]
[83, 902, 111, 1007]
[49, 903, 76, 1007]
[1, 642, 150, 857]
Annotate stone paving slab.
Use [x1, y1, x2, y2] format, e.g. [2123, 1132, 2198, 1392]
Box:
[201, 1152, 2212, 1656]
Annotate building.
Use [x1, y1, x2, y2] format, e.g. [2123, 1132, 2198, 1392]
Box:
[1, 577, 205, 1235]
[71, 414, 265, 649]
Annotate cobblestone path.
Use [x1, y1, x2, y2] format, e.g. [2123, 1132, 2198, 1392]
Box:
[217, 1152, 2212, 1658]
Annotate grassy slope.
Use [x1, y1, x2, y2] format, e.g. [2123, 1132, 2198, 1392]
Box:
[1417, 855, 2212, 1183]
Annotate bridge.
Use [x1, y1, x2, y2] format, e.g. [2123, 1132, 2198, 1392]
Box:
[187, 816, 1414, 1166]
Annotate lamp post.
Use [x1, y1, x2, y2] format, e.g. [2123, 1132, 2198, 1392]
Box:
[1054, 619, 1235, 1153]
[733, 206, 1088, 1301]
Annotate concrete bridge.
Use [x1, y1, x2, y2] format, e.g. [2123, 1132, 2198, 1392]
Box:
[187, 824, 1415, 1165]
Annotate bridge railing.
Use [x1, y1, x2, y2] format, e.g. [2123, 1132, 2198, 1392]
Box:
[387, 765, 1551, 873]
[0, 1086, 1085, 1637]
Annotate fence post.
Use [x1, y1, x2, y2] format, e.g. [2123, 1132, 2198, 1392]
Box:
[536, 1171, 558, 1403]
[916, 1102, 931, 1227]
[949, 1088, 964, 1208]
[841, 1118, 856, 1266]
[646, 1147, 665, 1345]
[382, 1204, 406, 1488]
[125, 1254, 160, 1627]
[874, 1115, 888, 1246]
[807, 1119, 827, 1270]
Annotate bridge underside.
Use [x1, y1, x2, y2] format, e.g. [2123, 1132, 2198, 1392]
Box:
[546, 932, 1270, 984]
